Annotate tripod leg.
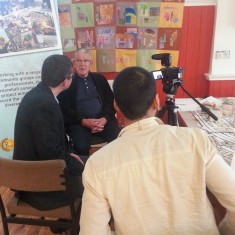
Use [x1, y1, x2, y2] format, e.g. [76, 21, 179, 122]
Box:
[168, 110, 179, 126]
[157, 107, 166, 119]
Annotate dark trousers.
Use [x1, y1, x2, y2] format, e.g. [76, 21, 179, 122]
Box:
[69, 119, 120, 155]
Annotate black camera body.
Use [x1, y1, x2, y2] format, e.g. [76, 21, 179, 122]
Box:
[151, 53, 183, 95]
[161, 66, 183, 81]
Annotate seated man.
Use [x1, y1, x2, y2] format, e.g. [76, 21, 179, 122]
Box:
[13, 54, 86, 211]
[58, 48, 120, 155]
[79, 66, 235, 235]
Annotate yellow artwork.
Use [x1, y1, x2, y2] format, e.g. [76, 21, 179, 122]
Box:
[159, 3, 184, 28]
[116, 49, 136, 72]
[90, 49, 97, 72]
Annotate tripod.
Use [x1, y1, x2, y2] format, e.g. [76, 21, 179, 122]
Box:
[157, 83, 218, 126]
[157, 94, 179, 126]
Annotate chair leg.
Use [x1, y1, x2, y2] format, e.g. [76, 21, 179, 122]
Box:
[0, 198, 9, 235]
[2, 221, 9, 235]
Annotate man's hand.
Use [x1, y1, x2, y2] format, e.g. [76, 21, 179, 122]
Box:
[82, 117, 107, 133]
[70, 153, 84, 165]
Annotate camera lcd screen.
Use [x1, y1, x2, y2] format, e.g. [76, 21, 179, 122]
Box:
[152, 70, 163, 80]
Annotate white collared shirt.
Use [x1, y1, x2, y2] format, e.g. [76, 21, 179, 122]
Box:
[80, 117, 235, 235]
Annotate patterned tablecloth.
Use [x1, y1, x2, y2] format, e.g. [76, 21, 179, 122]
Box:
[191, 110, 235, 166]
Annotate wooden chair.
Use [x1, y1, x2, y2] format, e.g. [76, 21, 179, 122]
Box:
[66, 131, 107, 156]
[0, 157, 81, 235]
[89, 135, 107, 155]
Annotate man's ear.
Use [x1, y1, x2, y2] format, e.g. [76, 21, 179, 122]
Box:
[153, 94, 160, 111]
[61, 78, 70, 89]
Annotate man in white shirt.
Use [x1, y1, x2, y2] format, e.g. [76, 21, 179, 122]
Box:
[79, 66, 235, 235]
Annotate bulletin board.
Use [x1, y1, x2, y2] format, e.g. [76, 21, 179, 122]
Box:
[58, 0, 184, 72]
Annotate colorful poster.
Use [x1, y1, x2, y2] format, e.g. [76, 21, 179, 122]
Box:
[0, 0, 61, 57]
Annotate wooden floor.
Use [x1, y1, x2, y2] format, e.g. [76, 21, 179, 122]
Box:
[0, 187, 64, 235]
[1, 186, 226, 235]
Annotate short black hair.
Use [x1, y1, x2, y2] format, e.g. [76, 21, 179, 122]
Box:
[113, 66, 156, 120]
[41, 54, 72, 87]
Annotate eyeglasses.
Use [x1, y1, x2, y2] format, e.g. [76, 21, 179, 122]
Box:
[74, 59, 91, 64]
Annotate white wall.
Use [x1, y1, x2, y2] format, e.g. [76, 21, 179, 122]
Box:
[186, 0, 235, 81]
[208, 0, 235, 80]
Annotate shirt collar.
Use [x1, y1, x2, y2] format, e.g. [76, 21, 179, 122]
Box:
[54, 96, 59, 103]
[118, 117, 164, 137]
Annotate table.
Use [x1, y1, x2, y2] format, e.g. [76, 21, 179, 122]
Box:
[176, 98, 235, 166]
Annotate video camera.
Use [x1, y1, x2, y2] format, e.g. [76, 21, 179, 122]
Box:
[151, 53, 183, 95]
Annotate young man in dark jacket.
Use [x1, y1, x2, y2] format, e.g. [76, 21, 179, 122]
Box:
[13, 54, 86, 211]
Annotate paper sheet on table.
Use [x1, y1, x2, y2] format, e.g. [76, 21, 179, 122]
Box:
[175, 98, 201, 111]
[200, 96, 223, 108]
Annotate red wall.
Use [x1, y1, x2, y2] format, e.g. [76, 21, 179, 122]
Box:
[208, 80, 235, 97]
[177, 6, 235, 98]
[176, 6, 214, 99]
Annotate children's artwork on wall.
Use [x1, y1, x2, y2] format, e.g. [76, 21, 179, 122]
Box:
[75, 27, 95, 49]
[162, 0, 185, 2]
[116, 2, 137, 26]
[96, 49, 116, 72]
[96, 27, 116, 49]
[159, 2, 184, 28]
[94, 2, 115, 26]
[61, 28, 76, 52]
[116, 49, 137, 72]
[58, 5, 72, 29]
[138, 27, 158, 49]
[59, 0, 185, 72]
[0, 0, 61, 57]
[116, 27, 138, 49]
[137, 2, 161, 27]
[158, 28, 181, 50]
[137, 49, 160, 71]
[71, 3, 94, 28]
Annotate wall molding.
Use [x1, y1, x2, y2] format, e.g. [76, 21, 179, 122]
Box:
[185, 0, 217, 6]
[205, 73, 235, 81]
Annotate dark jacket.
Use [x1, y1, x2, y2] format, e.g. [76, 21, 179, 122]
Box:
[57, 72, 116, 126]
[13, 82, 83, 210]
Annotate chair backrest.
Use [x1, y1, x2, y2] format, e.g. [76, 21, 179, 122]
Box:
[0, 158, 67, 192]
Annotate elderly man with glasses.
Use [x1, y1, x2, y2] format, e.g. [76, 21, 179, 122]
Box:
[58, 48, 120, 156]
